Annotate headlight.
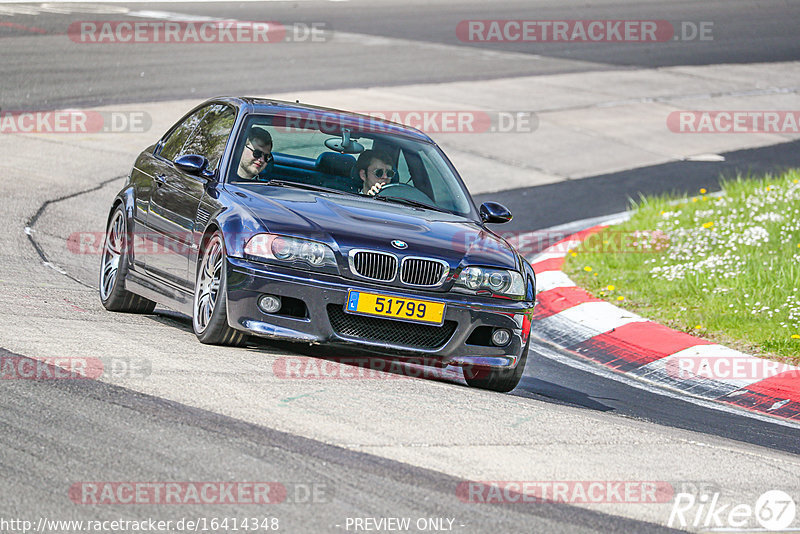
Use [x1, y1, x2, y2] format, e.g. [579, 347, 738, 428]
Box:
[244, 233, 337, 272]
[454, 266, 525, 298]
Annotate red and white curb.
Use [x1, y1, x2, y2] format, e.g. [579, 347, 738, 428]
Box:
[527, 225, 800, 422]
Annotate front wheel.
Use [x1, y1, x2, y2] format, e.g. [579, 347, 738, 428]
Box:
[463, 337, 529, 393]
[99, 205, 156, 314]
[192, 231, 247, 346]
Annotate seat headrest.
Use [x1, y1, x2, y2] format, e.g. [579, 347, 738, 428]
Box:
[316, 152, 356, 176]
[256, 158, 274, 180]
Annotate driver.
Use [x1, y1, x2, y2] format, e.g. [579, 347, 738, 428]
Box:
[236, 126, 273, 180]
[355, 149, 395, 196]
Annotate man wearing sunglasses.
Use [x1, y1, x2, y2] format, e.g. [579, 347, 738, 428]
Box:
[355, 149, 395, 196]
[236, 126, 273, 180]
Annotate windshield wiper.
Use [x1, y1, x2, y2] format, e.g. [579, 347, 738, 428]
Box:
[372, 195, 452, 214]
[264, 180, 358, 196]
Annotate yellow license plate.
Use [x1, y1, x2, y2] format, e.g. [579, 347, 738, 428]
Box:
[345, 290, 445, 325]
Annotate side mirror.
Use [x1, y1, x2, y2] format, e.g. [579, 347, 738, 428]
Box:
[175, 154, 215, 180]
[480, 202, 513, 224]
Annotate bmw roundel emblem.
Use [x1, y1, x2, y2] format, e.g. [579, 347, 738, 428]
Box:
[391, 240, 408, 250]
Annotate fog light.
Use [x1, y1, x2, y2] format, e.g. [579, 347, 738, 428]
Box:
[258, 294, 282, 314]
[491, 328, 511, 346]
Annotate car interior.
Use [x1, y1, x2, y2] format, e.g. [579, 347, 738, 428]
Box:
[227, 115, 473, 216]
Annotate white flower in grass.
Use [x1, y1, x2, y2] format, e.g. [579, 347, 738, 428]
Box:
[753, 212, 784, 223]
[737, 226, 769, 246]
[694, 209, 716, 219]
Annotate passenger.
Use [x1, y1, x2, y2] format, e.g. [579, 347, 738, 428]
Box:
[355, 149, 395, 196]
[236, 126, 273, 180]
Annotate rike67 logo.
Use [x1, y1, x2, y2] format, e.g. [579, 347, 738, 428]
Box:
[669, 489, 796, 531]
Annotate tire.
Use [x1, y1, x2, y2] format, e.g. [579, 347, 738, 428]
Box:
[192, 231, 247, 346]
[99, 205, 157, 314]
[463, 336, 530, 393]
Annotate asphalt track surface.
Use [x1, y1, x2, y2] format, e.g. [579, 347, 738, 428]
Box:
[2, 1, 800, 532]
[2, 0, 800, 109]
[1, 348, 670, 534]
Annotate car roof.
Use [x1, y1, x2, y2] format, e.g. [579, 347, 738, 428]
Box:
[211, 96, 435, 143]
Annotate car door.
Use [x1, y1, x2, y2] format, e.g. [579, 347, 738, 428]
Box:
[145, 103, 236, 289]
[136, 106, 209, 274]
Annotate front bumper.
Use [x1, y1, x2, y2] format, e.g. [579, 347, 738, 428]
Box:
[225, 257, 535, 369]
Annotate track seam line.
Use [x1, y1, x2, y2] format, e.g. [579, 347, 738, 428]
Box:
[25, 174, 126, 288]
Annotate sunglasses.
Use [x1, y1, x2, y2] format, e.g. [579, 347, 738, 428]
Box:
[372, 168, 395, 179]
[245, 144, 272, 162]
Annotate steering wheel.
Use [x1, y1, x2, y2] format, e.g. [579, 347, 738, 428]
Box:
[374, 183, 434, 204]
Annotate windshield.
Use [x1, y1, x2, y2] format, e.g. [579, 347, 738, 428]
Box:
[228, 112, 476, 218]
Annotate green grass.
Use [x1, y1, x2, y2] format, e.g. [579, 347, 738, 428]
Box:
[563, 169, 800, 363]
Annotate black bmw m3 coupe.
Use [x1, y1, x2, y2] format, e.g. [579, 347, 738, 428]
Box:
[100, 97, 536, 392]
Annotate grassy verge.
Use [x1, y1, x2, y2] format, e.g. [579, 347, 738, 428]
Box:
[563, 169, 800, 363]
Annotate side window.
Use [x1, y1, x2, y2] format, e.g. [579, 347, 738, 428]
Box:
[159, 107, 209, 162]
[419, 150, 469, 212]
[181, 104, 236, 171]
[397, 150, 411, 184]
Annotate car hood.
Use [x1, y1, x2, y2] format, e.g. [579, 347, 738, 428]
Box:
[232, 186, 519, 270]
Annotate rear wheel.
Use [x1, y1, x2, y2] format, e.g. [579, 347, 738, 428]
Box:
[99, 205, 156, 313]
[193, 231, 247, 346]
[463, 336, 530, 393]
